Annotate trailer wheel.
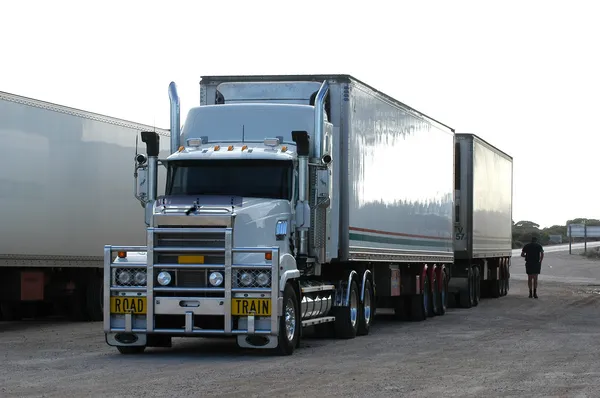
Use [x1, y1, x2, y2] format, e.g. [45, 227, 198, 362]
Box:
[357, 279, 373, 336]
[429, 270, 440, 317]
[435, 270, 448, 316]
[458, 267, 474, 308]
[473, 266, 481, 306]
[117, 346, 146, 355]
[410, 273, 430, 322]
[334, 280, 359, 339]
[276, 282, 300, 355]
[86, 272, 103, 322]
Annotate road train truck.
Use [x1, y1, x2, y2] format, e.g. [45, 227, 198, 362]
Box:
[104, 74, 513, 355]
[0, 90, 170, 321]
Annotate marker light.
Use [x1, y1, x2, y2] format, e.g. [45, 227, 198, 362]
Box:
[117, 251, 127, 258]
[178, 146, 185, 152]
[263, 138, 280, 147]
[281, 146, 287, 152]
[187, 138, 202, 147]
[227, 145, 234, 151]
[214, 145, 220, 151]
[242, 145, 248, 151]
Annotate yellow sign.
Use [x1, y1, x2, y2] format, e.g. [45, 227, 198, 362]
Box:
[110, 297, 147, 314]
[231, 298, 271, 316]
[178, 255, 205, 264]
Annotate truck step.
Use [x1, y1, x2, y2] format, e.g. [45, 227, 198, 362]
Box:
[301, 316, 335, 327]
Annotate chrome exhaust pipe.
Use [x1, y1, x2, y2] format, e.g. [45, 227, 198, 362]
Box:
[168, 82, 181, 154]
[313, 81, 329, 159]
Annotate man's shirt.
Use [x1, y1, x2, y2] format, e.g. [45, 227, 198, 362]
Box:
[522, 242, 544, 264]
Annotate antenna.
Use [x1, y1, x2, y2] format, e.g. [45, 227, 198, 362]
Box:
[242, 125, 245, 142]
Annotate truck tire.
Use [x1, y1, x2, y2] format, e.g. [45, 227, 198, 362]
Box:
[334, 280, 359, 339]
[276, 282, 300, 355]
[473, 266, 481, 307]
[409, 273, 430, 322]
[117, 346, 146, 355]
[357, 279, 373, 336]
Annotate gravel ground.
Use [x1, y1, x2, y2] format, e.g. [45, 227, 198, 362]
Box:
[1, 251, 600, 398]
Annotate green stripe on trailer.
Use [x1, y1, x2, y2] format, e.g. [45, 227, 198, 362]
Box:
[349, 229, 451, 249]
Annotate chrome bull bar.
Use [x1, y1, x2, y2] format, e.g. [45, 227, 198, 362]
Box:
[103, 226, 280, 337]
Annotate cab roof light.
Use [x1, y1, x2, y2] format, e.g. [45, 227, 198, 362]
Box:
[214, 145, 220, 151]
[187, 138, 202, 147]
[241, 145, 248, 151]
[281, 146, 288, 152]
[227, 145, 234, 151]
[178, 146, 185, 152]
[264, 136, 284, 147]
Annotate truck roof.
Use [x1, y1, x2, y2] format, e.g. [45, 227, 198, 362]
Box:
[200, 74, 455, 133]
[456, 132, 513, 161]
[0, 90, 170, 136]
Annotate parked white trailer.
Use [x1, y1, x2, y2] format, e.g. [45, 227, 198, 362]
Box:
[0, 91, 170, 321]
[449, 133, 513, 306]
[103, 75, 512, 356]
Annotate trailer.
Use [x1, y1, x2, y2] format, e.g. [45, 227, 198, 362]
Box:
[449, 133, 513, 306]
[0, 91, 170, 321]
[103, 75, 512, 355]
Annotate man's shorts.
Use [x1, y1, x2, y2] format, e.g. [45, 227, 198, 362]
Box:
[526, 262, 541, 275]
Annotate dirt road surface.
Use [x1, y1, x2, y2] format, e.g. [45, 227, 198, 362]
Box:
[2, 251, 600, 398]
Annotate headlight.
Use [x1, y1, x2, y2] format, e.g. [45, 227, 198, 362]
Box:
[256, 272, 270, 286]
[157, 271, 172, 286]
[239, 272, 254, 286]
[209, 271, 224, 287]
[134, 271, 147, 285]
[117, 270, 132, 285]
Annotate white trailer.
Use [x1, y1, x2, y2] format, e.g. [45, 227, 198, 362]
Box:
[0, 91, 169, 321]
[450, 133, 513, 306]
[103, 75, 511, 356]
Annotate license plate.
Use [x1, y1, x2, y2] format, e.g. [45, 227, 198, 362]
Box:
[110, 297, 147, 314]
[178, 255, 204, 264]
[231, 298, 271, 316]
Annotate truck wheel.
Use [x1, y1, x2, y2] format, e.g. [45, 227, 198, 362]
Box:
[357, 279, 373, 336]
[473, 266, 481, 306]
[435, 270, 448, 316]
[334, 280, 359, 339]
[117, 346, 146, 355]
[276, 282, 300, 355]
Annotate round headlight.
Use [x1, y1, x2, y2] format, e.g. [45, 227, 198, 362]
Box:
[134, 271, 147, 285]
[117, 270, 132, 285]
[256, 272, 270, 286]
[239, 272, 254, 286]
[209, 271, 224, 287]
[157, 271, 172, 286]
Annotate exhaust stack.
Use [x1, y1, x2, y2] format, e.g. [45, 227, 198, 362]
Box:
[313, 81, 329, 159]
[168, 82, 181, 154]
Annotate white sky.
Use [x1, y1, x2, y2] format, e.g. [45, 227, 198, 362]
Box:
[2, 0, 598, 228]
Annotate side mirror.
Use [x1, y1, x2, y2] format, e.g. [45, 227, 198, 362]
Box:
[134, 154, 149, 207]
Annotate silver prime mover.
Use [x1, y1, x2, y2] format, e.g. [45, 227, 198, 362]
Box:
[105, 75, 511, 356]
[0, 90, 169, 321]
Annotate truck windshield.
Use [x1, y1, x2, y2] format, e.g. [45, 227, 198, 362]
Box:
[166, 159, 293, 200]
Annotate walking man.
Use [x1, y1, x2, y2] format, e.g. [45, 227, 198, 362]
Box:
[521, 236, 544, 298]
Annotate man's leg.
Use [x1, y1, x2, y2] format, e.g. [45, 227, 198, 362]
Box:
[527, 274, 533, 298]
[533, 274, 539, 298]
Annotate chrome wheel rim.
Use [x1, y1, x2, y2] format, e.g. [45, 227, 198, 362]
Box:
[350, 289, 358, 328]
[363, 287, 372, 325]
[285, 298, 296, 342]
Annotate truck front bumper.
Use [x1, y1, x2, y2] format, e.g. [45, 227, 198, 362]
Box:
[103, 227, 281, 349]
